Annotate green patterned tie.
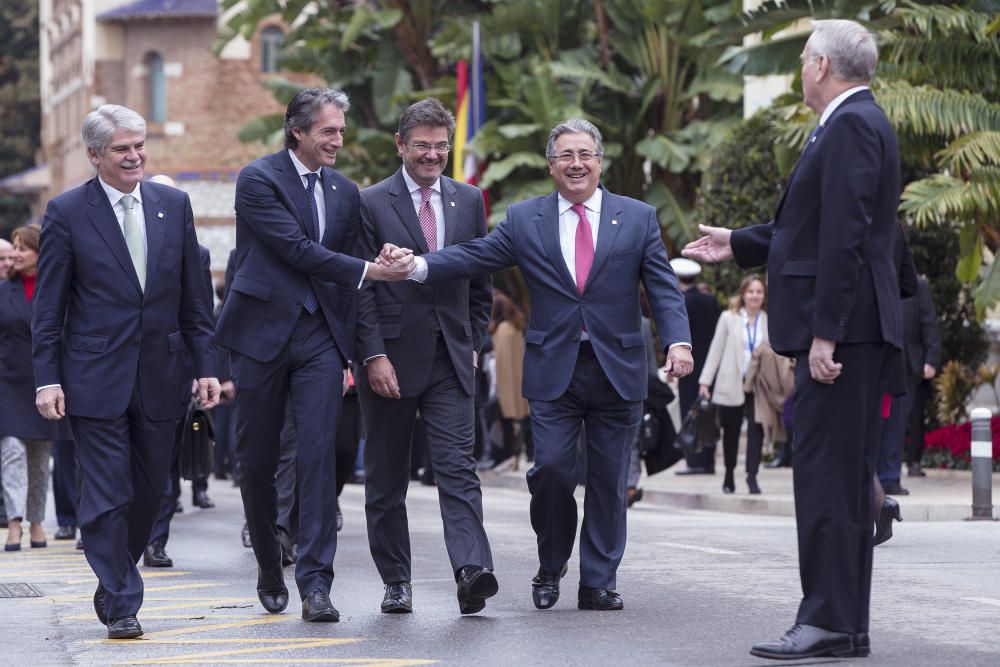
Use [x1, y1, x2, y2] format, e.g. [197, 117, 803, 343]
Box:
[121, 195, 146, 291]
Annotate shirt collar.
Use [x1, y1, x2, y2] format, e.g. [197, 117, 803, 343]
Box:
[557, 187, 603, 216]
[287, 149, 322, 180]
[99, 176, 141, 207]
[401, 166, 440, 195]
[819, 85, 869, 127]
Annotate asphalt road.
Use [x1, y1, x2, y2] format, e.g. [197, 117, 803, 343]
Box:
[3, 479, 999, 665]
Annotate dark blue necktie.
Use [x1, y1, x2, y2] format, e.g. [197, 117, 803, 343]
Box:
[302, 173, 320, 313]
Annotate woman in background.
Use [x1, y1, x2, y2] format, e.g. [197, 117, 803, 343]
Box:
[0, 224, 73, 550]
[489, 291, 531, 466]
[698, 275, 768, 494]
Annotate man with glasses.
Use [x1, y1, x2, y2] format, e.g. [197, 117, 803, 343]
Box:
[356, 97, 496, 615]
[379, 118, 693, 612]
[684, 20, 906, 659]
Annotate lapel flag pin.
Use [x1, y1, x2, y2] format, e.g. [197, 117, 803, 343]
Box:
[450, 201, 456, 207]
[157, 212, 164, 219]
[331, 184, 337, 190]
[612, 219, 618, 225]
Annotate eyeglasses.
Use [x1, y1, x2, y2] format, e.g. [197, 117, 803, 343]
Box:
[800, 54, 822, 68]
[409, 142, 451, 153]
[547, 151, 602, 164]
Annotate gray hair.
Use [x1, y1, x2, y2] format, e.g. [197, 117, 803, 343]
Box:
[546, 119, 603, 158]
[808, 19, 878, 83]
[397, 98, 455, 143]
[284, 87, 350, 149]
[82, 104, 146, 154]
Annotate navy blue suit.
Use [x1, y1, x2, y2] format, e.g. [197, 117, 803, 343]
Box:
[215, 150, 366, 597]
[423, 186, 690, 589]
[730, 90, 905, 635]
[32, 178, 217, 619]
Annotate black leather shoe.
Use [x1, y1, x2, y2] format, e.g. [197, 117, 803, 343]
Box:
[626, 487, 643, 507]
[94, 583, 108, 625]
[456, 565, 499, 614]
[192, 490, 215, 509]
[749, 624, 854, 659]
[381, 581, 413, 613]
[907, 463, 926, 477]
[723, 470, 735, 494]
[578, 586, 624, 611]
[882, 480, 910, 496]
[301, 589, 340, 622]
[875, 497, 902, 546]
[144, 540, 173, 567]
[531, 562, 568, 610]
[107, 615, 143, 639]
[747, 475, 761, 495]
[76, 538, 84, 550]
[54, 525, 76, 540]
[256, 566, 289, 613]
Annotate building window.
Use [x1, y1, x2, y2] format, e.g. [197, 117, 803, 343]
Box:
[146, 52, 166, 123]
[260, 26, 284, 73]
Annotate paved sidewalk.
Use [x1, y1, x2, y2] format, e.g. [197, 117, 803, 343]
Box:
[479, 459, 1000, 522]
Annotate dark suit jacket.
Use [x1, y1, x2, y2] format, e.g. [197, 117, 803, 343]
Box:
[902, 278, 939, 379]
[215, 150, 367, 365]
[32, 178, 217, 421]
[0, 277, 72, 440]
[423, 186, 691, 403]
[730, 90, 904, 354]
[683, 285, 720, 373]
[356, 169, 491, 397]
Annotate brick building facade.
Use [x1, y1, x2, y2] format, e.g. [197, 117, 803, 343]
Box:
[31, 0, 309, 271]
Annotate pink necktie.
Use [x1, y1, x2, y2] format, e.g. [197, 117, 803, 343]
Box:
[418, 187, 437, 251]
[572, 203, 593, 294]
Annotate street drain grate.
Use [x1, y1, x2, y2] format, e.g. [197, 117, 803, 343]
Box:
[0, 583, 43, 598]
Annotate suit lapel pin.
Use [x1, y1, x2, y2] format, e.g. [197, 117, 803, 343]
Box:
[612, 219, 618, 225]
[331, 184, 337, 190]
[157, 212, 164, 219]
[450, 201, 456, 207]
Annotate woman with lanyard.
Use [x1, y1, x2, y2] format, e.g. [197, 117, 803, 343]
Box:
[698, 275, 768, 494]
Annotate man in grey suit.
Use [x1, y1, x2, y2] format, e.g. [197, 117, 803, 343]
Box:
[356, 98, 496, 615]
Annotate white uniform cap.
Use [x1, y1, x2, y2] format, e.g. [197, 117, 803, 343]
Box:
[670, 257, 701, 279]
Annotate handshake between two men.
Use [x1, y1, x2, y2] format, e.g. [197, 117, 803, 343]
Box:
[366, 243, 416, 281]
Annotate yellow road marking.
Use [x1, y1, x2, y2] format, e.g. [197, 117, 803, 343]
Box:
[45, 584, 223, 602]
[140, 614, 294, 638]
[0, 567, 93, 577]
[62, 571, 192, 585]
[60, 599, 257, 620]
[0, 554, 85, 563]
[120, 638, 360, 664]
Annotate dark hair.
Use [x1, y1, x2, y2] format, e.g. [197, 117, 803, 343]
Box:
[284, 88, 350, 149]
[488, 290, 526, 334]
[397, 98, 456, 143]
[9, 224, 40, 280]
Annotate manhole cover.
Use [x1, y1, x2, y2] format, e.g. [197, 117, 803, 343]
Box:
[0, 583, 43, 598]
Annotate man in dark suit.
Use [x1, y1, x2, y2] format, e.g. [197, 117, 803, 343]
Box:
[145, 239, 216, 569]
[356, 98, 495, 615]
[670, 257, 720, 474]
[381, 118, 693, 612]
[32, 104, 220, 640]
[684, 20, 908, 659]
[214, 88, 409, 623]
[880, 275, 938, 489]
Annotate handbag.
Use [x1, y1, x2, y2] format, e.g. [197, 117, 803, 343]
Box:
[178, 398, 215, 481]
[676, 396, 718, 455]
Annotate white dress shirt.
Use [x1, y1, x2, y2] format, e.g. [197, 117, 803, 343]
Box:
[288, 149, 327, 242]
[401, 167, 445, 250]
[819, 85, 870, 127]
[98, 177, 147, 258]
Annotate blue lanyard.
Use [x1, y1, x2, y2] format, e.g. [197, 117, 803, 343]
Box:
[746, 316, 759, 355]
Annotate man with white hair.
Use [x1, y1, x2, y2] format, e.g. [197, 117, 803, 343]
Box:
[684, 20, 909, 659]
[32, 104, 220, 640]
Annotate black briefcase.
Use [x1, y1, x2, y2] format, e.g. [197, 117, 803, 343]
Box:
[179, 398, 215, 481]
